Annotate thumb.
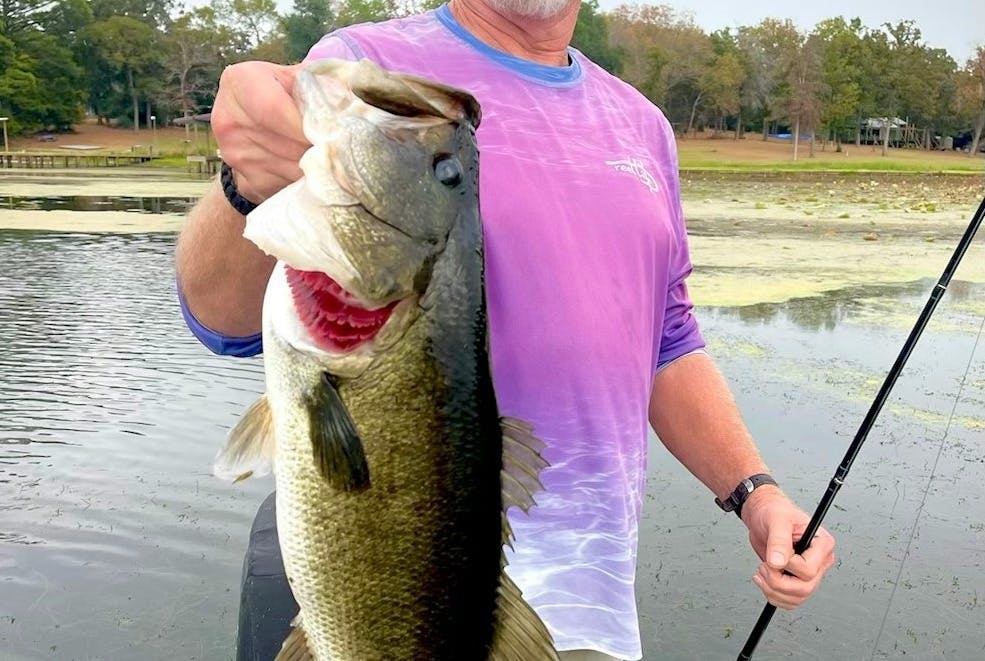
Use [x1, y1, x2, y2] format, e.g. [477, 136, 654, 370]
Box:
[765, 516, 794, 569]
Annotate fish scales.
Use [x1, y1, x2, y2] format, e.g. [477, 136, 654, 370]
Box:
[215, 59, 558, 661]
[270, 228, 502, 658]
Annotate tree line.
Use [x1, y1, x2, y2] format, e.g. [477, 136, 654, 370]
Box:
[1, 0, 983, 155]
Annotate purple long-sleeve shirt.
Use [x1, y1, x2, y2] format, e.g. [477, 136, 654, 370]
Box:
[181, 6, 705, 657]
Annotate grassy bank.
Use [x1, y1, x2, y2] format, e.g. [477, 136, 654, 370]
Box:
[676, 133, 985, 174]
[6, 122, 984, 175]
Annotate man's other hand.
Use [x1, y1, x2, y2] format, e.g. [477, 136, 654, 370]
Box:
[741, 488, 836, 610]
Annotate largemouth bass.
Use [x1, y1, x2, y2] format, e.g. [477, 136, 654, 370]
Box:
[214, 59, 558, 661]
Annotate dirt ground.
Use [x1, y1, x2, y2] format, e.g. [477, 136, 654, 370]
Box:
[7, 121, 208, 153]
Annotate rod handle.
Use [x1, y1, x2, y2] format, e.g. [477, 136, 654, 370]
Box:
[736, 475, 843, 660]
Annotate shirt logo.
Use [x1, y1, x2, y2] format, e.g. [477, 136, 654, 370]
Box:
[605, 158, 659, 193]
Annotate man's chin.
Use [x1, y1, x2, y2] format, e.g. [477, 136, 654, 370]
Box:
[483, 0, 574, 20]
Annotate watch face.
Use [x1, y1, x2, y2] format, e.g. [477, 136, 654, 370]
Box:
[717, 475, 776, 514]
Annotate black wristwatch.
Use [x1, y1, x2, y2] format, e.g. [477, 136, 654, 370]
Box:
[220, 161, 260, 216]
[715, 473, 778, 518]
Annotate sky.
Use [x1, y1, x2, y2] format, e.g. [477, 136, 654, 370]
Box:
[256, 0, 983, 65]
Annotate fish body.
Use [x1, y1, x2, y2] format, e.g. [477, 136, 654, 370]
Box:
[215, 59, 557, 661]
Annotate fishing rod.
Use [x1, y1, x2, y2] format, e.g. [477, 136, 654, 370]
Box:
[737, 193, 985, 661]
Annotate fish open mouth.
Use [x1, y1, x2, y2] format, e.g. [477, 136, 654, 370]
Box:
[285, 266, 399, 352]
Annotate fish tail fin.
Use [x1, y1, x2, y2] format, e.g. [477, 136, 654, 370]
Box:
[275, 613, 315, 661]
[214, 394, 276, 482]
[489, 572, 559, 661]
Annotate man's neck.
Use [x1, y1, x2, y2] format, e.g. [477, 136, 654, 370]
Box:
[447, 0, 579, 67]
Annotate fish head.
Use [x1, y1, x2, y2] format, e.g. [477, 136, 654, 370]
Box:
[244, 59, 481, 373]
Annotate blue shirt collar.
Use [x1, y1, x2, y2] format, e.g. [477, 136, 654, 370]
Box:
[435, 4, 583, 86]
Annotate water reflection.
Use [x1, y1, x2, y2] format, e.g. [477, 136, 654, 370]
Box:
[1, 195, 197, 214]
[706, 278, 984, 331]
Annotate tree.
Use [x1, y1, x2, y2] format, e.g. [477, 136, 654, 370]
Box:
[161, 10, 226, 120]
[862, 21, 951, 155]
[0, 33, 41, 134]
[784, 34, 825, 159]
[606, 4, 711, 130]
[912, 46, 959, 144]
[281, 0, 333, 63]
[90, 0, 173, 26]
[812, 17, 863, 149]
[212, 0, 280, 51]
[1, 0, 55, 37]
[32, 0, 94, 43]
[572, 0, 622, 74]
[659, 24, 712, 133]
[0, 2, 87, 134]
[701, 29, 745, 136]
[16, 29, 86, 129]
[606, 4, 677, 101]
[82, 15, 162, 130]
[334, 0, 396, 27]
[957, 46, 985, 155]
[737, 18, 802, 140]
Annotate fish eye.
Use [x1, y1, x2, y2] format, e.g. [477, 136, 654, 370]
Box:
[433, 155, 463, 187]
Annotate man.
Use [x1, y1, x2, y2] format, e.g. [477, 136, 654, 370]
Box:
[176, 0, 836, 658]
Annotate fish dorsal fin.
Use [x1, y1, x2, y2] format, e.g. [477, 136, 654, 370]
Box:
[305, 373, 370, 492]
[214, 394, 276, 482]
[489, 572, 559, 661]
[499, 417, 549, 558]
[500, 417, 548, 523]
[489, 417, 558, 659]
[275, 613, 315, 661]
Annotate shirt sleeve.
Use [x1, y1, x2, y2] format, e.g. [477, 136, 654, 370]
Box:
[655, 120, 705, 370]
[304, 30, 365, 62]
[178, 282, 263, 357]
[656, 253, 705, 369]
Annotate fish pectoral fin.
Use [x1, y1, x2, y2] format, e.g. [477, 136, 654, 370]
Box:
[275, 613, 315, 661]
[214, 394, 276, 482]
[305, 373, 370, 492]
[489, 572, 559, 661]
[499, 417, 549, 546]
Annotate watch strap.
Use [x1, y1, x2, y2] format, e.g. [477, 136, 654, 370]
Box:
[220, 160, 259, 216]
[715, 473, 778, 518]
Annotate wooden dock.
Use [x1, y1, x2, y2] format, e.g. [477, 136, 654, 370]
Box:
[186, 154, 221, 175]
[0, 151, 155, 169]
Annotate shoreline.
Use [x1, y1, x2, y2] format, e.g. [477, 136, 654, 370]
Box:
[2, 170, 982, 309]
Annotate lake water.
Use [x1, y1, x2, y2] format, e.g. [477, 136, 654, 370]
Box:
[1, 208, 983, 659]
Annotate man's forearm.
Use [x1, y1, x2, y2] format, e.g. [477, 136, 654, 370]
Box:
[649, 352, 774, 503]
[176, 180, 276, 336]
[652, 354, 836, 606]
